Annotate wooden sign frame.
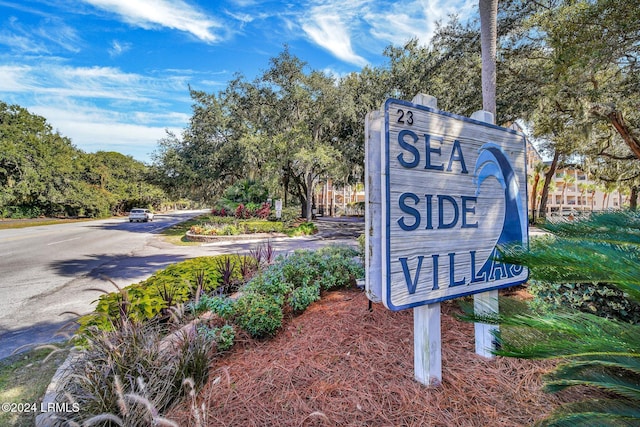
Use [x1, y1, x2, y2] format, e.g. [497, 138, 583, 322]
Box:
[371, 97, 529, 311]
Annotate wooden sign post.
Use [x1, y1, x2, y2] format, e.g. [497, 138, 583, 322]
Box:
[366, 94, 528, 385]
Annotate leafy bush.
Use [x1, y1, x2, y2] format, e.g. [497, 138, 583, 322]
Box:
[233, 293, 283, 338]
[273, 206, 301, 224]
[190, 219, 286, 235]
[286, 221, 317, 236]
[242, 220, 285, 234]
[189, 294, 236, 319]
[254, 202, 271, 219]
[289, 284, 321, 312]
[243, 268, 291, 305]
[235, 246, 363, 336]
[80, 256, 242, 331]
[528, 280, 640, 324]
[235, 203, 250, 219]
[1, 205, 43, 219]
[220, 224, 241, 235]
[197, 324, 236, 352]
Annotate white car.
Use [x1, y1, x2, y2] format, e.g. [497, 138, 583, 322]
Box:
[129, 208, 154, 222]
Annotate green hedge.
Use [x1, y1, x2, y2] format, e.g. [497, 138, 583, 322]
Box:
[79, 255, 243, 331]
[79, 246, 364, 341]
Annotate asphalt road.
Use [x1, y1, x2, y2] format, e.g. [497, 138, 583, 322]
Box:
[0, 213, 363, 359]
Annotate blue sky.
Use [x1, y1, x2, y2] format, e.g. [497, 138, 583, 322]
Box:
[0, 0, 477, 163]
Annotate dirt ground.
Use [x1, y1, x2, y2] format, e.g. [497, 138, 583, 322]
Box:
[168, 288, 577, 427]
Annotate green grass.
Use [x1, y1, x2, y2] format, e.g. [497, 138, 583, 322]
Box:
[0, 218, 94, 230]
[0, 346, 70, 427]
[159, 215, 208, 245]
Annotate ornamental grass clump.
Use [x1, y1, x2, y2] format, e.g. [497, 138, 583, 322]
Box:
[58, 317, 213, 426]
[465, 210, 640, 426]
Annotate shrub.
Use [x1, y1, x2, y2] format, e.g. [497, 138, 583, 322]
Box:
[286, 221, 317, 236]
[289, 284, 321, 312]
[80, 256, 242, 331]
[243, 269, 291, 305]
[242, 220, 285, 234]
[235, 203, 249, 219]
[273, 206, 301, 225]
[189, 294, 236, 319]
[255, 202, 271, 219]
[197, 324, 236, 352]
[528, 280, 640, 324]
[233, 293, 283, 338]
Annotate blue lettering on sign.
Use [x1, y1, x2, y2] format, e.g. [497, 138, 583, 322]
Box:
[396, 130, 468, 173]
[447, 140, 468, 173]
[397, 251, 522, 293]
[397, 193, 478, 230]
[397, 192, 420, 231]
[425, 134, 444, 171]
[397, 130, 420, 168]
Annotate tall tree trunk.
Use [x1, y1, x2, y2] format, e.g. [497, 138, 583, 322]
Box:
[282, 163, 290, 208]
[539, 150, 560, 220]
[531, 174, 540, 223]
[631, 186, 638, 211]
[479, 0, 498, 119]
[305, 171, 314, 221]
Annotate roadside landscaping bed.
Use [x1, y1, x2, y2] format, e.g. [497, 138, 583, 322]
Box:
[162, 213, 317, 245]
[166, 289, 581, 427]
[42, 245, 363, 425]
[8, 246, 588, 427]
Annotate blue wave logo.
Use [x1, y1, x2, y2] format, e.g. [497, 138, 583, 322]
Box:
[474, 143, 527, 278]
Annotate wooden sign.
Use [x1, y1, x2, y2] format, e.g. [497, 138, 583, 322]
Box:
[371, 98, 528, 311]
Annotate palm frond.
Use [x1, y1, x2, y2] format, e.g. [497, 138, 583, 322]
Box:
[537, 398, 640, 427]
[545, 358, 640, 400]
[542, 210, 640, 247]
[473, 211, 640, 426]
[498, 240, 640, 301]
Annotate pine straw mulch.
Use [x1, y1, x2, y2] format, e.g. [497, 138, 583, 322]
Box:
[168, 288, 583, 427]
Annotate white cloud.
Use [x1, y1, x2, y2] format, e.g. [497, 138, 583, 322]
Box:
[298, 0, 477, 67]
[82, 0, 226, 43]
[0, 61, 194, 162]
[0, 62, 190, 104]
[365, 0, 476, 46]
[0, 15, 81, 54]
[300, 1, 369, 67]
[0, 64, 38, 91]
[302, 12, 368, 67]
[108, 39, 131, 57]
[31, 104, 185, 162]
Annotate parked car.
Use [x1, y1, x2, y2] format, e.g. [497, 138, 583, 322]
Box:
[129, 208, 154, 222]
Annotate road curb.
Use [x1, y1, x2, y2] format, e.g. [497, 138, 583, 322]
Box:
[35, 348, 80, 427]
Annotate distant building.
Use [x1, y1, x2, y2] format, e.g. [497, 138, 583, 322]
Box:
[313, 180, 364, 217]
[526, 141, 628, 219]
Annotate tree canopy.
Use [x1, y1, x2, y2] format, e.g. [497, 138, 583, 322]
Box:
[120, 0, 640, 216]
[0, 101, 167, 218]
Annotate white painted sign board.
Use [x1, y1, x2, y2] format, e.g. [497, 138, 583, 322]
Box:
[370, 98, 528, 311]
